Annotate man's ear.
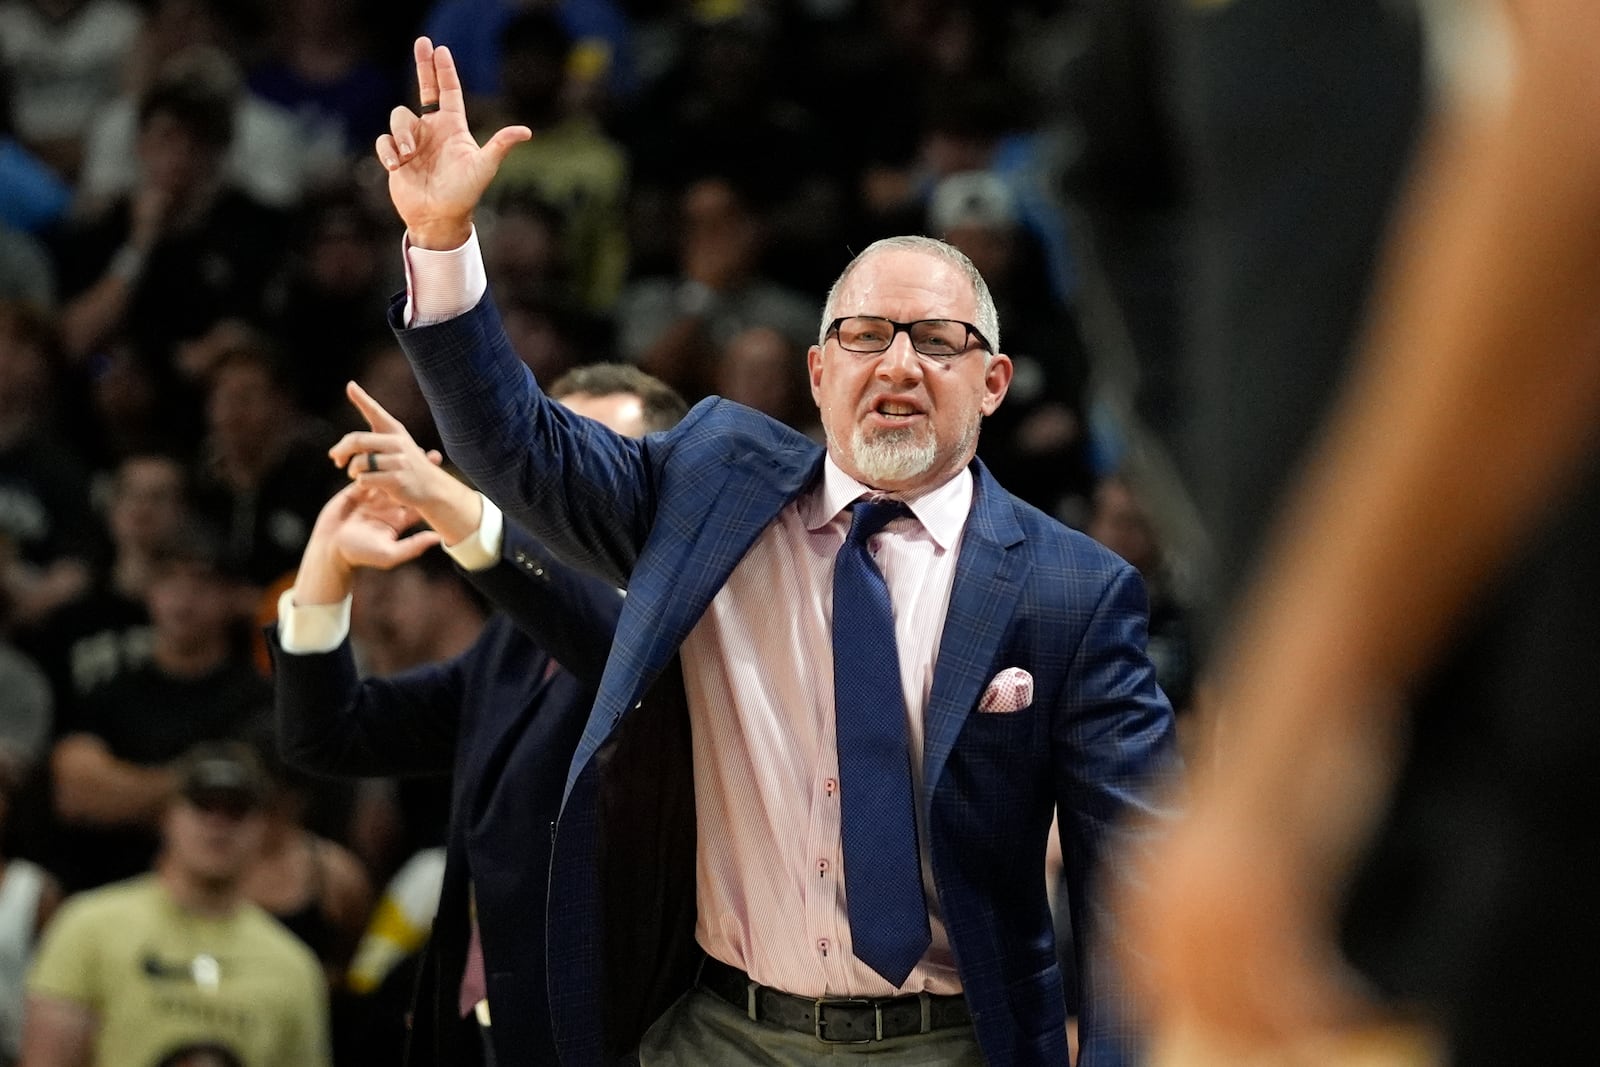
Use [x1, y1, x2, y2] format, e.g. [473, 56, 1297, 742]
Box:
[807, 344, 825, 406]
[981, 353, 1014, 416]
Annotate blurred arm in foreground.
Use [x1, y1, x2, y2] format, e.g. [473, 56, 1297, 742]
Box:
[1121, 0, 1600, 1055]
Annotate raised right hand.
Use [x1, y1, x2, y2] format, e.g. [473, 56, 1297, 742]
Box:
[376, 37, 531, 250]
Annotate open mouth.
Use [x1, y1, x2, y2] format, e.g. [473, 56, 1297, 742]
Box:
[868, 398, 926, 424]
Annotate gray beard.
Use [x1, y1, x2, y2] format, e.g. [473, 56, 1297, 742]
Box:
[849, 425, 939, 486]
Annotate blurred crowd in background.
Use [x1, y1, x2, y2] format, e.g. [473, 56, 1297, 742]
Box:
[0, 0, 1201, 1061]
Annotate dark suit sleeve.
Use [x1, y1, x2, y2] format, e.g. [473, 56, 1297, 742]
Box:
[458, 521, 623, 687]
[393, 293, 663, 586]
[270, 627, 470, 778]
[1055, 562, 1179, 1064]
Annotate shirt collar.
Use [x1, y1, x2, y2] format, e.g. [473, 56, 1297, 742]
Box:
[802, 453, 973, 551]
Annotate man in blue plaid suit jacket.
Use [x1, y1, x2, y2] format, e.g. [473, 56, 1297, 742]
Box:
[352, 38, 1177, 1067]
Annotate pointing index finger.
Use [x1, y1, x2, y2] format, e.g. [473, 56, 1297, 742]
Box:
[346, 380, 404, 434]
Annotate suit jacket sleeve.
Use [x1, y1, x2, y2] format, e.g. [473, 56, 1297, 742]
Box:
[458, 520, 623, 687]
[270, 628, 471, 778]
[1056, 561, 1179, 1063]
[392, 293, 665, 586]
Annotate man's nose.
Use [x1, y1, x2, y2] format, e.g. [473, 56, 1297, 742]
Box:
[875, 332, 925, 383]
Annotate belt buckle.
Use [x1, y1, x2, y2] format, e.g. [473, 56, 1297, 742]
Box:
[814, 997, 880, 1044]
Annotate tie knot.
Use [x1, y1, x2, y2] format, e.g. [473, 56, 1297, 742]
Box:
[846, 498, 910, 545]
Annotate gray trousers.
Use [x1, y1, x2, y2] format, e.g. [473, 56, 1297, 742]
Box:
[639, 987, 986, 1066]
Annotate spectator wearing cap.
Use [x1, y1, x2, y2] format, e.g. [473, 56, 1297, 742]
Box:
[929, 171, 1098, 523]
[47, 534, 269, 893]
[23, 741, 330, 1067]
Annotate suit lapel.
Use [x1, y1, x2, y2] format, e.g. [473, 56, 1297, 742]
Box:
[562, 441, 825, 805]
[922, 463, 1026, 800]
[648, 443, 824, 663]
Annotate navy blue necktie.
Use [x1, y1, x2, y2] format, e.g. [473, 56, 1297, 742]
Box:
[833, 498, 931, 987]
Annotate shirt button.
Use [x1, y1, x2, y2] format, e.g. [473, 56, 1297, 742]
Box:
[817, 859, 830, 875]
[824, 778, 837, 796]
[818, 939, 830, 956]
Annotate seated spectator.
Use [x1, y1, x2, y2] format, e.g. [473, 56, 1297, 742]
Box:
[238, 737, 371, 997]
[78, 12, 324, 213]
[193, 339, 341, 592]
[714, 325, 820, 440]
[0, 0, 144, 179]
[48, 532, 268, 892]
[621, 10, 841, 292]
[481, 189, 575, 310]
[20, 453, 185, 721]
[262, 185, 399, 419]
[614, 176, 815, 401]
[0, 302, 99, 628]
[52, 52, 291, 383]
[83, 341, 169, 461]
[23, 741, 330, 1067]
[1086, 475, 1193, 718]
[485, 9, 629, 312]
[339, 342, 439, 458]
[930, 170, 1097, 522]
[423, 0, 636, 105]
[245, 0, 398, 162]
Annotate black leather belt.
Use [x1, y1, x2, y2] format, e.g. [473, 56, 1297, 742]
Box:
[698, 956, 971, 1045]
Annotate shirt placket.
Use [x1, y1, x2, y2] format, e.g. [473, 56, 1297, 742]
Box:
[802, 716, 852, 994]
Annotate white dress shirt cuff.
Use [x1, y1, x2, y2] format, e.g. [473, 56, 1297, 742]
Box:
[277, 589, 352, 653]
[441, 493, 504, 572]
[402, 226, 489, 327]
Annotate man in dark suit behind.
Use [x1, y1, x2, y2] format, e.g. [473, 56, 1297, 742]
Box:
[349, 38, 1177, 1067]
[272, 367, 686, 1066]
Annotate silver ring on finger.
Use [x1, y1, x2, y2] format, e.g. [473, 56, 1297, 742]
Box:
[366, 451, 379, 474]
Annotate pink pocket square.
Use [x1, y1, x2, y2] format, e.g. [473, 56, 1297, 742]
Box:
[978, 667, 1034, 713]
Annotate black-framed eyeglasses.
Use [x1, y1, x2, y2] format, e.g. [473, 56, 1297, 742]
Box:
[825, 316, 992, 362]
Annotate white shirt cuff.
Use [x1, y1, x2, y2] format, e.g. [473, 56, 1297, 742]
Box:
[441, 493, 504, 572]
[277, 588, 352, 654]
[402, 226, 489, 327]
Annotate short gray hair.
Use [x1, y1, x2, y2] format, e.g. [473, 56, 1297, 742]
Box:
[818, 236, 1001, 355]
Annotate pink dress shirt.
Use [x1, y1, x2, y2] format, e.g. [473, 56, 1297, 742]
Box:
[407, 233, 971, 998]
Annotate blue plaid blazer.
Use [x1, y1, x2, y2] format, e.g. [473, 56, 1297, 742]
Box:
[394, 293, 1177, 1067]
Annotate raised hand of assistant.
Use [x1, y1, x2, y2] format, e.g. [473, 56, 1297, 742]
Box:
[294, 484, 440, 607]
[376, 36, 531, 250]
[329, 381, 485, 547]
